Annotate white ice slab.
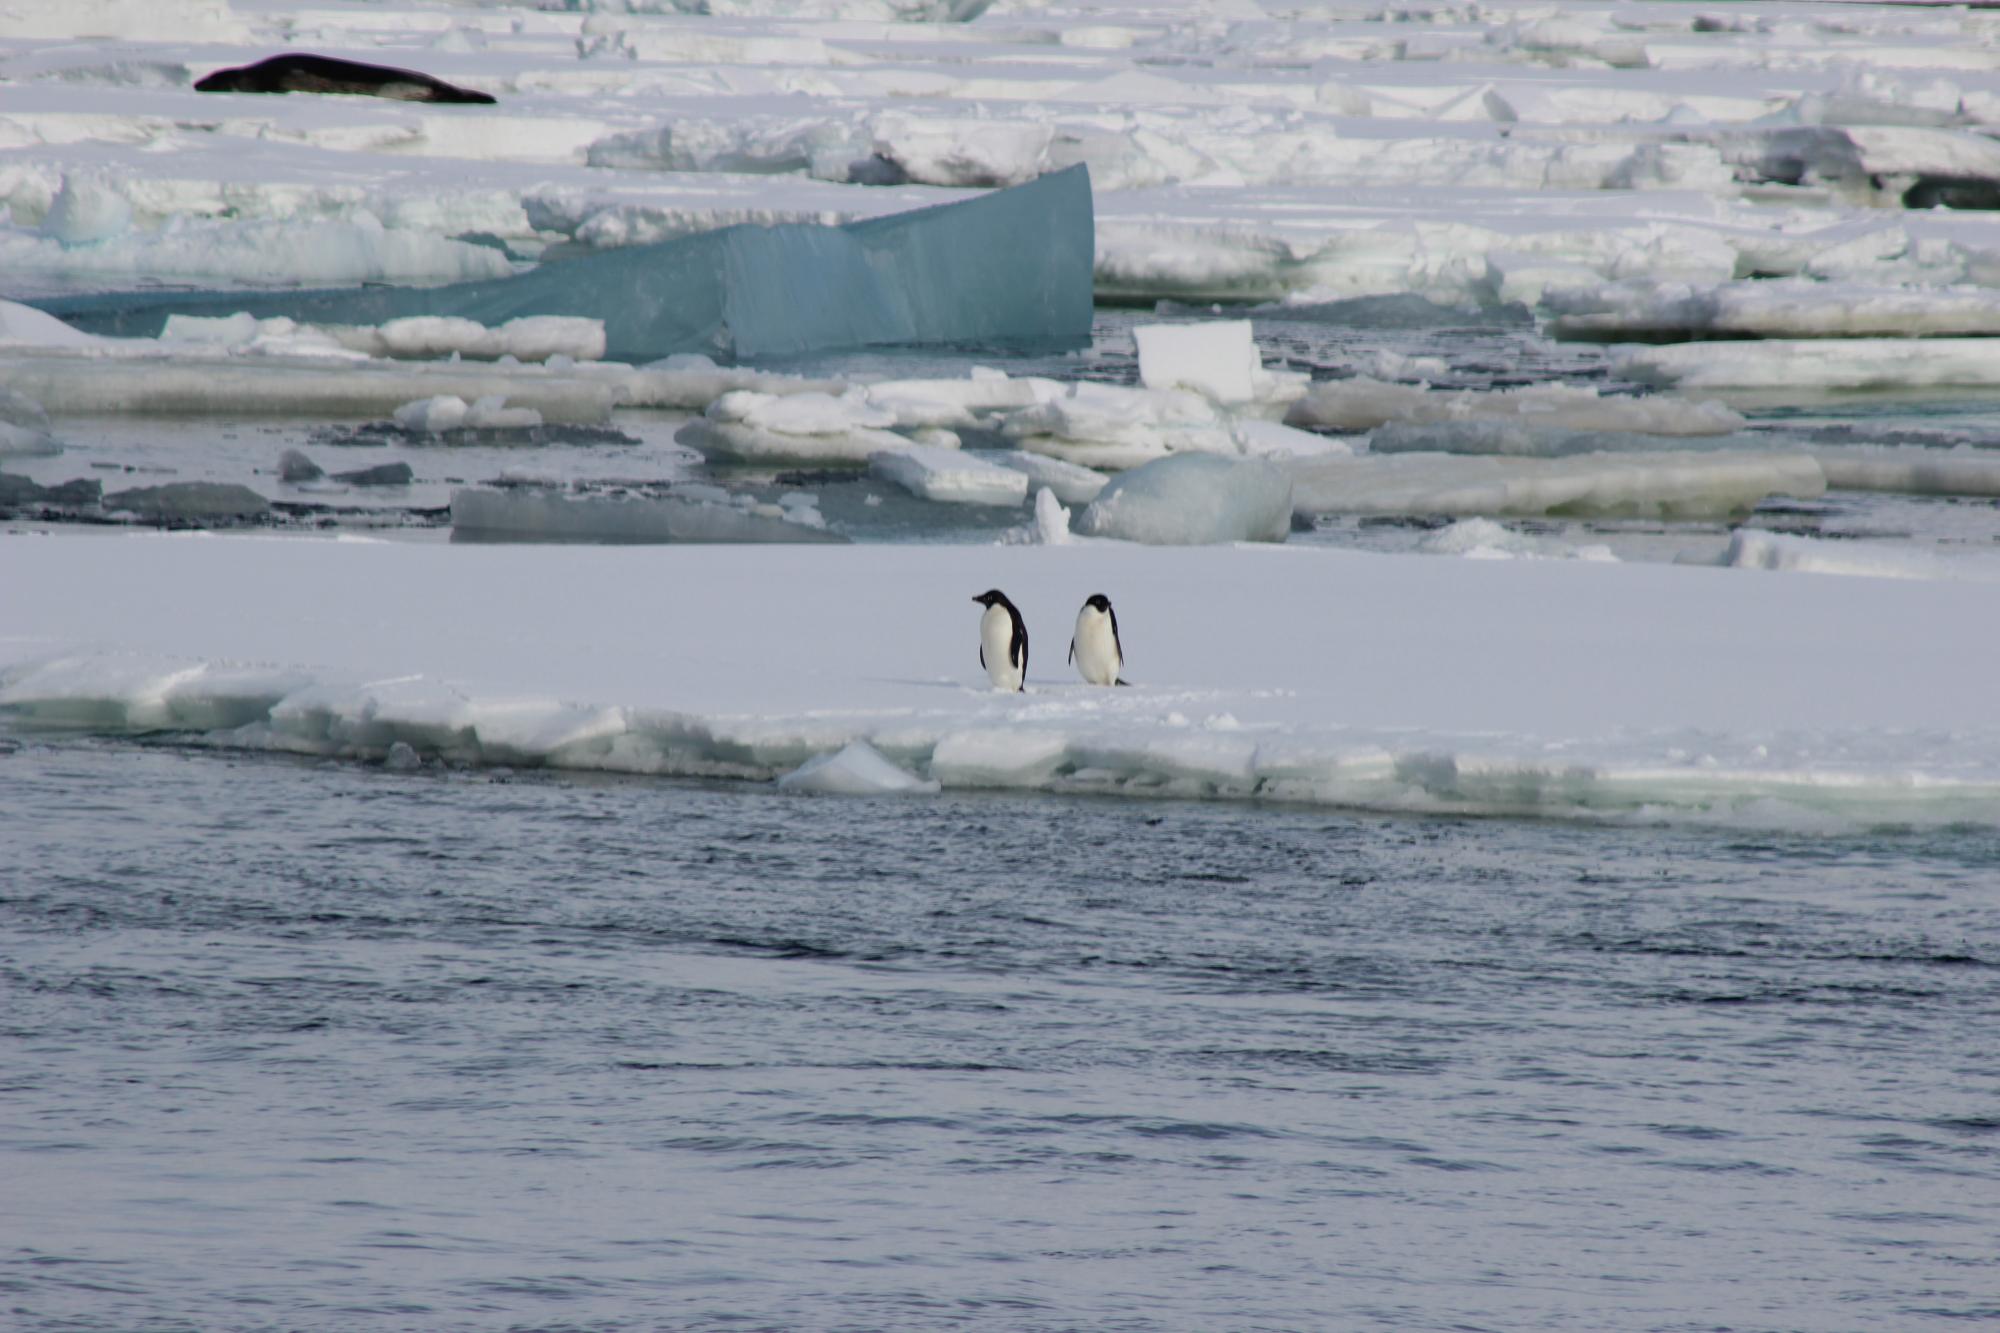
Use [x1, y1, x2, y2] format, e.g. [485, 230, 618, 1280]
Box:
[1074, 452, 1293, 545]
[1619, 339, 2000, 392]
[5, 534, 1999, 828]
[1720, 529, 2000, 584]
[1550, 280, 2000, 341]
[1291, 450, 1826, 519]
[868, 444, 1030, 506]
[1286, 379, 1746, 436]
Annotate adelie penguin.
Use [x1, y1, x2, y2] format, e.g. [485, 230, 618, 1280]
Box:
[1069, 593, 1129, 687]
[194, 54, 497, 105]
[972, 589, 1028, 692]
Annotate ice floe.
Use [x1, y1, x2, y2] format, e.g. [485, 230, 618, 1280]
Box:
[1285, 380, 1747, 437]
[777, 740, 941, 796]
[1075, 453, 1293, 545]
[1291, 451, 1825, 519]
[5, 535, 1998, 829]
[449, 486, 841, 544]
[1618, 339, 2000, 392]
[1550, 280, 2000, 342]
[1718, 529, 2000, 584]
[870, 443, 1028, 507]
[677, 387, 912, 465]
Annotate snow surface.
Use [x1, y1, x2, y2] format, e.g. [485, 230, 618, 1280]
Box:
[5, 532, 1999, 829]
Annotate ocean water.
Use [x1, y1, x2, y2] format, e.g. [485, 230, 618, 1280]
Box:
[4, 738, 1998, 1331]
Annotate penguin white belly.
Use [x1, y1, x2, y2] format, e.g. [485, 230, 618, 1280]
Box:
[980, 603, 1024, 690]
[1071, 607, 1122, 686]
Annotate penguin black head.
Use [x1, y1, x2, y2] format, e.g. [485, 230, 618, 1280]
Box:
[972, 589, 1015, 610]
[1082, 593, 1112, 612]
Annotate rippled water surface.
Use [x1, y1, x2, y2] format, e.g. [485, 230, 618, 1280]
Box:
[4, 740, 1999, 1331]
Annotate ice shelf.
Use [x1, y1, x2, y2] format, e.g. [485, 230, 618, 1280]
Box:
[28, 167, 1096, 364]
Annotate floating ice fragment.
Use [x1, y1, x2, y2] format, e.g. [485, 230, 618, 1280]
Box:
[32, 167, 1096, 364]
[987, 450, 1107, 506]
[861, 371, 1064, 431]
[868, 445, 1028, 506]
[41, 174, 133, 249]
[777, 741, 939, 796]
[395, 396, 470, 432]
[0, 388, 60, 458]
[0, 300, 106, 350]
[1001, 381, 1236, 470]
[333, 463, 414, 488]
[449, 488, 845, 545]
[1286, 378, 1745, 436]
[1618, 339, 2000, 391]
[618, 355, 847, 410]
[1370, 421, 1749, 458]
[1232, 419, 1354, 461]
[1076, 453, 1292, 545]
[678, 387, 913, 465]
[1291, 451, 1824, 519]
[1420, 518, 1619, 563]
[1810, 448, 2000, 498]
[102, 482, 269, 523]
[1134, 320, 1259, 402]
[1132, 320, 1308, 414]
[392, 395, 542, 433]
[278, 449, 324, 483]
[1719, 530, 2000, 583]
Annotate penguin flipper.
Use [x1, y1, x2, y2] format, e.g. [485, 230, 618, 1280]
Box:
[1067, 638, 1075, 664]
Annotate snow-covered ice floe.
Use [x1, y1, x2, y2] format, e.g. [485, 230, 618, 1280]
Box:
[869, 444, 1028, 507]
[449, 487, 842, 544]
[1618, 339, 2000, 393]
[1717, 529, 2000, 584]
[5, 536, 1997, 830]
[677, 387, 912, 465]
[1285, 380, 1745, 437]
[777, 740, 940, 796]
[1549, 280, 2000, 342]
[1291, 451, 1825, 519]
[1075, 453, 1293, 545]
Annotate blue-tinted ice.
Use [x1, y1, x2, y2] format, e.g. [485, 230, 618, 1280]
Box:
[33, 167, 1095, 363]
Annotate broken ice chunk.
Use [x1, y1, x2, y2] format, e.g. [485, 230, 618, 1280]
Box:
[677, 388, 912, 465]
[1075, 453, 1293, 545]
[449, 488, 846, 544]
[777, 741, 940, 796]
[868, 444, 1030, 506]
[32, 166, 1096, 364]
[278, 449, 325, 482]
[987, 450, 1107, 505]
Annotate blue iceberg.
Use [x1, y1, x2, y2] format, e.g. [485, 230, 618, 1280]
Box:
[32, 167, 1095, 363]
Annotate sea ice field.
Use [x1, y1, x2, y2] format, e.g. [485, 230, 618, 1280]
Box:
[5, 0, 2000, 1328]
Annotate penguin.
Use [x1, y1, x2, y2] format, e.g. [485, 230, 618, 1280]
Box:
[1069, 592, 1128, 686]
[972, 589, 1028, 692]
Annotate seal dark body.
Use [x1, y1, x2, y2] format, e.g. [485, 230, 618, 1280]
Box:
[195, 54, 496, 105]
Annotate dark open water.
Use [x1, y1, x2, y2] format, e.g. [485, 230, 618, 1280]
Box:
[3, 738, 1998, 1331]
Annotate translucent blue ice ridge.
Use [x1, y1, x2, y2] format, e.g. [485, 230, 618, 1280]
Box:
[32, 166, 1095, 363]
